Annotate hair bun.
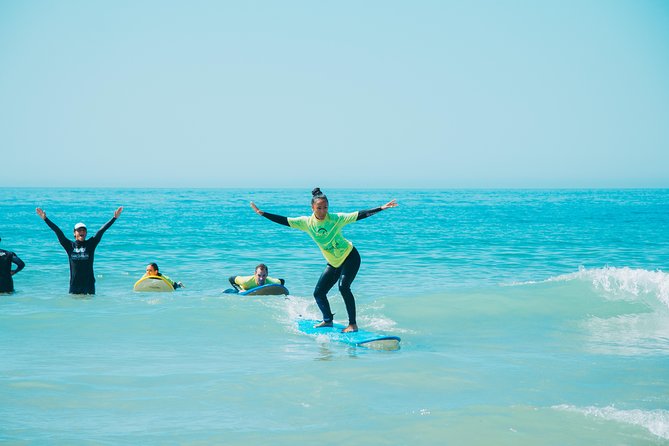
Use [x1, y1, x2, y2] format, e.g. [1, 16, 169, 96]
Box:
[311, 187, 328, 204]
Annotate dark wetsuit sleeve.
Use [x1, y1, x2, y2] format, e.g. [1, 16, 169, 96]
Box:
[261, 212, 290, 227]
[229, 276, 238, 288]
[90, 217, 117, 247]
[44, 217, 72, 251]
[356, 207, 384, 221]
[95, 217, 117, 239]
[11, 254, 25, 274]
[279, 278, 285, 285]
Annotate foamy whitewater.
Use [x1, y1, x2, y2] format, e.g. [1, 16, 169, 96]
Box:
[1, 188, 668, 445]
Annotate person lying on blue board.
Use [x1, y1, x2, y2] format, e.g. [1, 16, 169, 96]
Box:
[144, 263, 184, 289]
[228, 263, 285, 291]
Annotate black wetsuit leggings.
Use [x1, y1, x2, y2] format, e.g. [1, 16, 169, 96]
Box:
[313, 246, 361, 325]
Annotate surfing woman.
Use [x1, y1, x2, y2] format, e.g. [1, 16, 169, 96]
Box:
[251, 188, 397, 333]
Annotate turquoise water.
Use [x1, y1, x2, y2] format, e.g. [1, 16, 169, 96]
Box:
[1, 188, 668, 445]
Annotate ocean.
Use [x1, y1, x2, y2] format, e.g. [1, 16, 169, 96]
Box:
[1, 188, 668, 445]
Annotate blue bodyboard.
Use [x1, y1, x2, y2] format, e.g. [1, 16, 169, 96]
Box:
[223, 284, 289, 296]
[296, 318, 401, 351]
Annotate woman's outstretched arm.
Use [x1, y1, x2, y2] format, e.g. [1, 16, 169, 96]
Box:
[357, 199, 398, 221]
[250, 202, 290, 227]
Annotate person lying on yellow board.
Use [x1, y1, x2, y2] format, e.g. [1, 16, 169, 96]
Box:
[144, 263, 184, 289]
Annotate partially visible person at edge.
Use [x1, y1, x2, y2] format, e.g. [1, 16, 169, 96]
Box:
[36, 207, 123, 295]
[228, 263, 284, 292]
[250, 188, 397, 333]
[144, 263, 184, 289]
[0, 237, 25, 294]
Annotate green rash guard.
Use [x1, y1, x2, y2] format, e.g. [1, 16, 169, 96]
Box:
[288, 212, 359, 268]
[159, 274, 175, 287]
[234, 275, 282, 290]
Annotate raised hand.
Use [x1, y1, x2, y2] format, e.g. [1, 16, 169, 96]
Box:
[381, 199, 398, 210]
[250, 202, 263, 216]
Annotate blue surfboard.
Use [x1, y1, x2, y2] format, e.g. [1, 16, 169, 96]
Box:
[296, 318, 401, 351]
[223, 284, 290, 296]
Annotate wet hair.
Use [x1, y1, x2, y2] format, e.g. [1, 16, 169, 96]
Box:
[149, 262, 159, 272]
[311, 187, 328, 205]
[255, 263, 268, 274]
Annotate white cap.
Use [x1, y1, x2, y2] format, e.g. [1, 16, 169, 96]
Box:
[74, 222, 87, 230]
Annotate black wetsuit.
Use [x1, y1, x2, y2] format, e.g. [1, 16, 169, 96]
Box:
[44, 216, 117, 294]
[0, 249, 25, 293]
[261, 207, 383, 324]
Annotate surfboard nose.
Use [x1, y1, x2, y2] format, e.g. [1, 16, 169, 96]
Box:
[358, 337, 401, 351]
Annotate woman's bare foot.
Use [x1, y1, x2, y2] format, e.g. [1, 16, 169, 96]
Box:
[342, 324, 358, 333]
[313, 321, 333, 328]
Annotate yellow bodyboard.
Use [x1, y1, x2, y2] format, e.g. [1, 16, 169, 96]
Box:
[133, 275, 175, 292]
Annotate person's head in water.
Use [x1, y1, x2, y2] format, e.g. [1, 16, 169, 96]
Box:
[254, 263, 269, 286]
[145, 263, 160, 276]
[311, 187, 328, 220]
[73, 222, 88, 242]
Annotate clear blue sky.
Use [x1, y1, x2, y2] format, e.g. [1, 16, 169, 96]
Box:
[1, 1, 668, 188]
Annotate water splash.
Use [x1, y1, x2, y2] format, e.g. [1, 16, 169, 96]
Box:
[509, 266, 669, 355]
[553, 266, 669, 310]
[554, 405, 669, 440]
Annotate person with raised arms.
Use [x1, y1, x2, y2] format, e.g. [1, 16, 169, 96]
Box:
[0, 237, 25, 294]
[36, 206, 123, 295]
[229, 263, 284, 292]
[250, 188, 397, 333]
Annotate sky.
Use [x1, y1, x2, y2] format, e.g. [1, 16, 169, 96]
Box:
[1, 0, 668, 188]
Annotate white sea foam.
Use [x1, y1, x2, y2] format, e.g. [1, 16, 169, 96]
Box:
[551, 266, 669, 309]
[546, 267, 669, 355]
[281, 295, 318, 322]
[506, 267, 669, 355]
[553, 405, 669, 440]
[361, 315, 399, 333]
